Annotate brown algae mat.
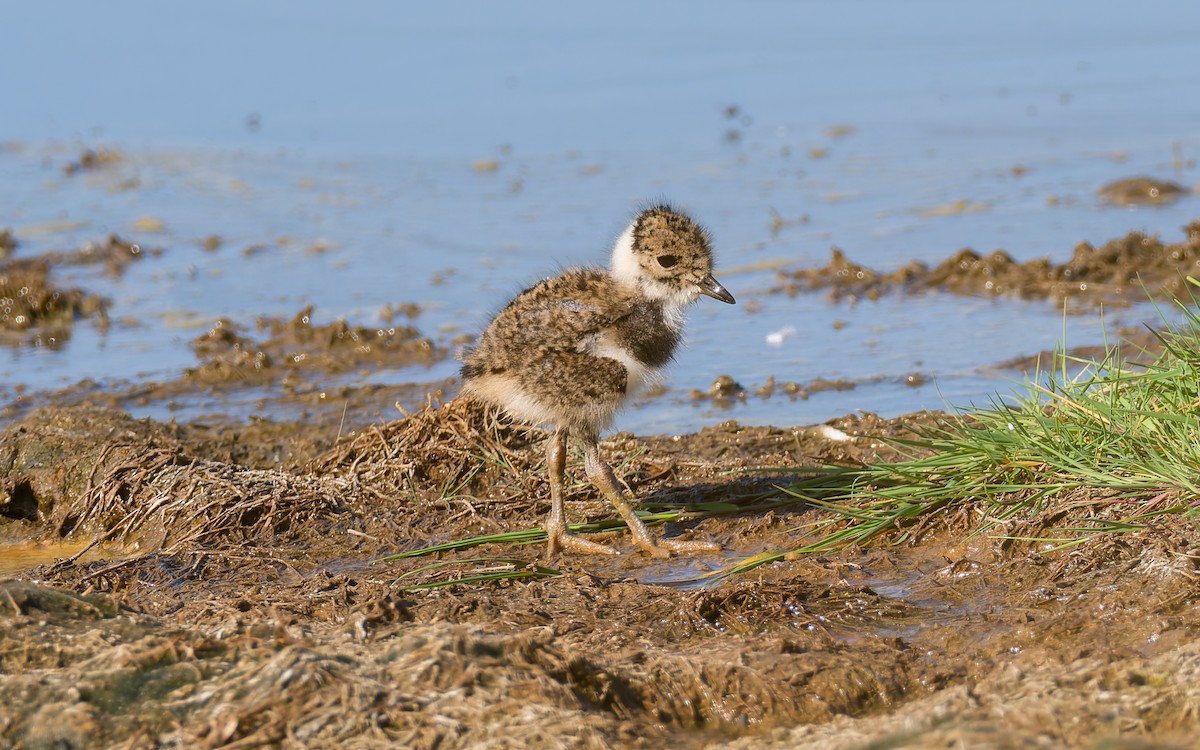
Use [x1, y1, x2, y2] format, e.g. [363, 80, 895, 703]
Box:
[1, 400, 1199, 749]
[774, 219, 1200, 307]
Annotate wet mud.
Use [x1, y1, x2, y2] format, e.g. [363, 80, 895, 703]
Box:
[689, 374, 860, 410]
[61, 147, 123, 176]
[0, 232, 448, 434]
[774, 219, 1200, 308]
[3, 224, 1200, 748]
[0, 234, 150, 350]
[0, 230, 16, 260]
[1098, 176, 1190, 207]
[187, 305, 440, 386]
[0, 259, 108, 346]
[2, 400, 1198, 749]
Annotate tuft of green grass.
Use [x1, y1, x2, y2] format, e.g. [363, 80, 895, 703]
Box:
[710, 289, 1200, 579]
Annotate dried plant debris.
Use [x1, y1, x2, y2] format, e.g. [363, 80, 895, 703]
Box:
[308, 397, 775, 524]
[776, 220, 1200, 306]
[0, 401, 548, 555]
[310, 397, 547, 508]
[3, 398, 1200, 748]
[0, 405, 366, 550]
[187, 304, 441, 385]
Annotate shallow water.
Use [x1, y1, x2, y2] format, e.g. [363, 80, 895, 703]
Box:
[0, 540, 119, 577]
[2, 0, 1198, 433]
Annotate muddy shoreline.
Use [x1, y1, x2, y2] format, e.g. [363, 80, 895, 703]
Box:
[2, 401, 1198, 749]
[3, 218, 1200, 748]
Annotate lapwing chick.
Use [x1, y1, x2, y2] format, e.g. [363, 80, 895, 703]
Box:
[460, 205, 735, 557]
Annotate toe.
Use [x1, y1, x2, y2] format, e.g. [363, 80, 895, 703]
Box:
[658, 538, 721, 554]
[549, 530, 621, 556]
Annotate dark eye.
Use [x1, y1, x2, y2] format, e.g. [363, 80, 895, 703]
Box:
[656, 254, 678, 268]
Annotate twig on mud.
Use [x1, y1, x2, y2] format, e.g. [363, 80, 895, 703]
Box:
[309, 398, 546, 511]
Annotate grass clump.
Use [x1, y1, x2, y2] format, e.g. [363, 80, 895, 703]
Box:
[716, 293, 1200, 578]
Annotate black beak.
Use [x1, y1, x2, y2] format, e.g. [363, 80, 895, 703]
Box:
[699, 274, 736, 304]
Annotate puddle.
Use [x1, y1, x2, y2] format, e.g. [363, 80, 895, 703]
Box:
[0, 539, 120, 577]
[631, 548, 753, 589]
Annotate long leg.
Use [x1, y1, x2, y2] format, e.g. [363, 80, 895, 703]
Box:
[545, 426, 616, 556]
[581, 436, 719, 558]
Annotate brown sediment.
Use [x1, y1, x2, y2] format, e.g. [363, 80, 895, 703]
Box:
[1098, 176, 1190, 206]
[0, 258, 108, 345]
[62, 147, 123, 176]
[690, 374, 861, 408]
[0, 400, 1196, 748]
[0, 300, 449, 455]
[55, 234, 151, 276]
[0, 229, 16, 259]
[7, 234, 150, 278]
[186, 305, 441, 386]
[0, 234, 155, 348]
[775, 219, 1200, 308]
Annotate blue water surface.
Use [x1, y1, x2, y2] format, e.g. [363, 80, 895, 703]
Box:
[2, 0, 1198, 432]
